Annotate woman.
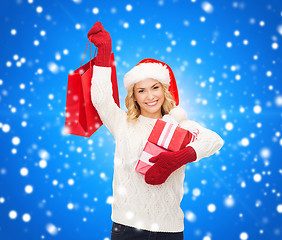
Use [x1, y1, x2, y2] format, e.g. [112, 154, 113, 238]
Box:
[88, 21, 224, 240]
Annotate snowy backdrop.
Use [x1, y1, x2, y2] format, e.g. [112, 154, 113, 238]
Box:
[0, 0, 282, 239]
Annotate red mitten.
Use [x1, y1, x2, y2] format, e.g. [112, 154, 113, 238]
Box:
[87, 21, 112, 67]
[145, 146, 197, 185]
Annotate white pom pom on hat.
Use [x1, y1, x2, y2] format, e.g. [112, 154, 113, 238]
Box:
[123, 58, 180, 106]
[168, 105, 188, 123]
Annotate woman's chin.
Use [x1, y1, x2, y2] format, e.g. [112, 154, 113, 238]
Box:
[142, 106, 162, 116]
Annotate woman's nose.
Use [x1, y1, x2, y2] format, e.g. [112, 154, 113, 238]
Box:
[146, 91, 154, 100]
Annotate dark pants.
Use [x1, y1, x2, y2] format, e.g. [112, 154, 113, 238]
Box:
[111, 222, 184, 240]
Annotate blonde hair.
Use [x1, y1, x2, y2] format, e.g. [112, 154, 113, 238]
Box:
[125, 81, 176, 122]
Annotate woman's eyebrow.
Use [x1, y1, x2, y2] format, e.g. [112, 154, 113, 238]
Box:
[136, 83, 159, 90]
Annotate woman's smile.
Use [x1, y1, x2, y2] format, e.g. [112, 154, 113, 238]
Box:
[145, 100, 158, 106]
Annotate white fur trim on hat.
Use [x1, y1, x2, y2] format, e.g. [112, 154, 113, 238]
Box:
[124, 62, 170, 91]
[168, 106, 188, 123]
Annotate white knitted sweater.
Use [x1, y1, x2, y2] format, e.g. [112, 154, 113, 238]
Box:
[91, 65, 224, 232]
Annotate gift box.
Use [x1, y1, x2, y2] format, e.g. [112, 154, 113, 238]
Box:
[135, 141, 170, 175]
[148, 118, 193, 152]
[181, 125, 200, 142]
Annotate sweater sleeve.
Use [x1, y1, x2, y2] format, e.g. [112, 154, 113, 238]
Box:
[90, 65, 127, 138]
[180, 119, 224, 162]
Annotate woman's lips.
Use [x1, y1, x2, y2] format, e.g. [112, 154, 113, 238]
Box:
[145, 100, 158, 106]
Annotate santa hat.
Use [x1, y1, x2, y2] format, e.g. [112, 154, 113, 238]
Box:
[124, 58, 188, 122]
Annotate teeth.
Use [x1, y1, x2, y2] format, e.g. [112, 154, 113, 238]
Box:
[146, 100, 157, 106]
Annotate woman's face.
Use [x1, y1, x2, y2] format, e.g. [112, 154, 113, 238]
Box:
[133, 78, 165, 119]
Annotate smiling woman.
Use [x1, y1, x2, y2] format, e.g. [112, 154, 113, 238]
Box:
[89, 21, 224, 240]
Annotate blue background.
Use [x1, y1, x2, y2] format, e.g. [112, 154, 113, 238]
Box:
[0, 0, 282, 239]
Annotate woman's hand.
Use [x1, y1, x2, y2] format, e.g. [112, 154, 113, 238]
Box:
[87, 21, 111, 48]
[145, 146, 197, 185]
[87, 21, 112, 67]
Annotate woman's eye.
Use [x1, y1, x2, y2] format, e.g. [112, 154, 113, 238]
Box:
[138, 86, 158, 93]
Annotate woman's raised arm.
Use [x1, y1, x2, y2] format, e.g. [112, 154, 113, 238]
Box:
[88, 21, 126, 138]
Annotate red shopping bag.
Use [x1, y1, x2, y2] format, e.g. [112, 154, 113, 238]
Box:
[64, 40, 120, 137]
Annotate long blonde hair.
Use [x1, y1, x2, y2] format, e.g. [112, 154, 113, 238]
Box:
[125, 81, 176, 122]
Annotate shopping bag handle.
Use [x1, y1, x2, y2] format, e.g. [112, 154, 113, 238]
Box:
[80, 40, 97, 68]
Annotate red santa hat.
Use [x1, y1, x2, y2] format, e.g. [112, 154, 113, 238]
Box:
[124, 58, 188, 122]
[124, 58, 179, 105]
